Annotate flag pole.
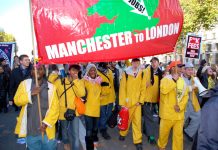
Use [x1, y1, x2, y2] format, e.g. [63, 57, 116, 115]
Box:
[28, 0, 44, 140]
[174, 46, 178, 105]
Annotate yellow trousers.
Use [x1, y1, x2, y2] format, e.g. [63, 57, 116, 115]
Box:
[158, 119, 184, 150]
[120, 105, 142, 144]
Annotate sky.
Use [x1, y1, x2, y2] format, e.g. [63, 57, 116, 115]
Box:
[0, 0, 33, 57]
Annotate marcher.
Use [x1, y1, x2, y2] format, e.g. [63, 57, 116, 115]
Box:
[143, 57, 162, 144]
[108, 62, 120, 105]
[116, 60, 127, 81]
[54, 64, 85, 150]
[196, 85, 218, 150]
[200, 65, 216, 90]
[182, 62, 201, 141]
[83, 64, 102, 150]
[13, 55, 20, 69]
[0, 65, 9, 113]
[0, 57, 11, 77]
[97, 62, 115, 140]
[196, 59, 207, 80]
[157, 61, 189, 150]
[119, 58, 146, 150]
[9, 54, 32, 111]
[14, 64, 59, 150]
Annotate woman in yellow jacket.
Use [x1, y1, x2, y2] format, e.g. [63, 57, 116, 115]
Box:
[14, 64, 59, 150]
[82, 63, 102, 150]
[54, 64, 85, 150]
[97, 62, 115, 140]
[158, 62, 189, 150]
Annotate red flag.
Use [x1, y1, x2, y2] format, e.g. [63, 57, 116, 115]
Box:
[32, 0, 183, 64]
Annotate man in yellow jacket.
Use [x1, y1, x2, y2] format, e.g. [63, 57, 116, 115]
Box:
[97, 62, 115, 140]
[143, 57, 162, 145]
[119, 58, 146, 150]
[158, 61, 189, 150]
[14, 64, 59, 150]
[53, 64, 85, 150]
[182, 62, 201, 141]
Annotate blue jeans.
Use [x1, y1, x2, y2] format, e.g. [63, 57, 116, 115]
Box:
[26, 135, 57, 150]
[99, 103, 113, 131]
[60, 117, 80, 150]
[85, 115, 99, 142]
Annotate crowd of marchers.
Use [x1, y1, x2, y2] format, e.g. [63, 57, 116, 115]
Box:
[0, 55, 218, 150]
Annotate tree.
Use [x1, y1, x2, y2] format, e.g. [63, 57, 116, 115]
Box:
[0, 31, 16, 42]
[176, 0, 218, 54]
[180, 0, 218, 34]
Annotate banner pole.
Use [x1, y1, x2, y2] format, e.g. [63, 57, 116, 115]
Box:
[28, 0, 44, 140]
[174, 46, 178, 105]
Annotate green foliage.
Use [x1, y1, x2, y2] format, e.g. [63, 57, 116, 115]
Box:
[0, 31, 16, 42]
[180, 0, 218, 34]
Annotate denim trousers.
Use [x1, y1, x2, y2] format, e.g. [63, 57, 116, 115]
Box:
[99, 103, 113, 131]
[26, 135, 57, 150]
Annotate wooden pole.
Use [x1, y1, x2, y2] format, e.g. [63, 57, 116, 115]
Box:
[28, 0, 44, 140]
[174, 47, 178, 105]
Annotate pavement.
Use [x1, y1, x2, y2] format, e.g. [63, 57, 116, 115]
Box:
[0, 106, 193, 150]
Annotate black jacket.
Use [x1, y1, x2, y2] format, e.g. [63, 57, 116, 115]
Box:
[197, 86, 218, 150]
[199, 73, 209, 89]
[0, 73, 9, 99]
[9, 65, 32, 101]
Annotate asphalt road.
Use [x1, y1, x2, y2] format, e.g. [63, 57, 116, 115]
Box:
[0, 106, 193, 150]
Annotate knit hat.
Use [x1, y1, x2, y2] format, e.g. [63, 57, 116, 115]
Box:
[85, 63, 97, 76]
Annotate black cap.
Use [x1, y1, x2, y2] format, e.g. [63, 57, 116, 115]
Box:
[132, 58, 140, 62]
[150, 57, 159, 62]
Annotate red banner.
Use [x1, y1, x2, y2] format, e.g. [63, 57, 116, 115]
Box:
[32, 0, 184, 64]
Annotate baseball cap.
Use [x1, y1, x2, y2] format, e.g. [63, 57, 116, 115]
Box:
[185, 62, 194, 68]
[150, 57, 159, 62]
[168, 60, 181, 70]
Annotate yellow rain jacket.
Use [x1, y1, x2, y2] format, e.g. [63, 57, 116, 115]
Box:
[119, 69, 146, 107]
[97, 70, 115, 106]
[54, 77, 85, 120]
[144, 66, 160, 103]
[48, 72, 59, 84]
[83, 79, 102, 117]
[159, 76, 189, 120]
[14, 79, 59, 140]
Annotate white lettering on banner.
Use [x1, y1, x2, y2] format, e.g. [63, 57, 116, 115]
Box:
[146, 23, 180, 40]
[46, 45, 60, 59]
[45, 23, 180, 59]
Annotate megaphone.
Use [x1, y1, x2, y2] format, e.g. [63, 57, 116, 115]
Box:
[193, 77, 208, 96]
[57, 64, 66, 78]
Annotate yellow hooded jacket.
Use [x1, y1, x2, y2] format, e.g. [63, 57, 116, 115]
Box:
[83, 79, 102, 117]
[97, 70, 115, 106]
[159, 76, 189, 120]
[144, 66, 160, 103]
[48, 72, 59, 83]
[14, 79, 59, 140]
[119, 68, 146, 107]
[54, 77, 85, 120]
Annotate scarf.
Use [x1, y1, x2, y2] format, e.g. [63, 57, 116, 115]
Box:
[84, 75, 102, 85]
